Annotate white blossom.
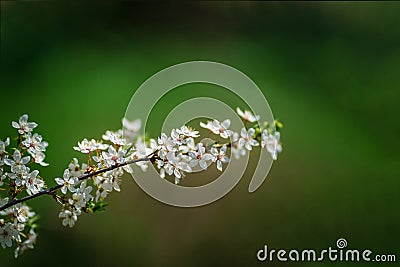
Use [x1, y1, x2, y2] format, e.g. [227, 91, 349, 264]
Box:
[92, 154, 106, 168]
[188, 143, 212, 170]
[104, 169, 123, 192]
[178, 137, 196, 154]
[94, 175, 113, 201]
[68, 181, 93, 208]
[0, 206, 13, 217]
[4, 150, 30, 174]
[262, 130, 282, 160]
[211, 145, 230, 171]
[122, 118, 141, 141]
[122, 118, 142, 132]
[0, 110, 283, 256]
[7, 165, 30, 187]
[55, 169, 78, 194]
[199, 120, 213, 131]
[231, 132, 246, 159]
[157, 133, 176, 158]
[11, 220, 24, 243]
[25, 170, 44, 195]
[59, 207, 81, 228]
[30, 151, 49, 166]
[238, 127, 259, 151]
[156, 158, 166, 178]
[171, 128, 186, 145]
[102, 146, 126, 167]
[68, 158, 87, 177]
[177, 125, 199, 138]
[236, 107, 260, 122]
[0, 137, 10, 156]
[102, 130, 127, 146]
[77, 180, 94, 202]
[14, 227, 37, 258]
[163, 151, 191, 184]
[158, 133, 176, 150]
[22, 133, 48, 155]
[133, 139, 156, 172]
[12, 114, 38, 134]
[201, 119, 232, 139]
[0, 222, 18, 248]
[74, 138, 108, 154]
[13, 204, 35, 223]
[231, 144, 246, 159]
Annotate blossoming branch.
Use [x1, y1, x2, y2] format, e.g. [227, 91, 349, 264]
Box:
[0, 108, 282, 257]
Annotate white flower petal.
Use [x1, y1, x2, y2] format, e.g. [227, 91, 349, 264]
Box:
[240, 127, 247, 138]
[27, 122, 38, 129]
[199, 160, 208, 170]
[189, 159, 198, 168]
[248, 128, 255, 136]
[217, 161, 222, 172]
[174, 168, 181, 179]
[236, 107, 244, 117]
[222, 156, 230, 163]
[14, 150, 21, 162]
[221, 119, 230, 129]
[20, 114, 28, 123]
[202, 154, 212, 161]
[68, 185, 76, 193]
[21, 156, 30, 165]
[61, 186, 67, 194]
[246, 142, 253, 150]
[221, 145, 227, 154]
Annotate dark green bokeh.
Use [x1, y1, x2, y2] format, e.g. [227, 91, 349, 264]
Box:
[1, 2, 399, 266]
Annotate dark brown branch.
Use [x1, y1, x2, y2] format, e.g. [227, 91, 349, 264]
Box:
[0, 155, 154, 211]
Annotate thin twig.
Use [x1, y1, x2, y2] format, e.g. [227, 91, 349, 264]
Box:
[0, 155, 154, 211]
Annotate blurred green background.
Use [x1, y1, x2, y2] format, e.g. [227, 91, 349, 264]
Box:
[1, 2, 399, 266]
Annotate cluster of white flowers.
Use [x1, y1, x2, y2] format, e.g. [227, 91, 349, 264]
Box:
[12, 115, 49, 166]
[53, 118, 142, 229]
[0, 115, 48, 257]
[1, 108, 282, 258]
[199, 108, 282, 162]
[0, 203, 36, 253]
[143, 108, 282, 183]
